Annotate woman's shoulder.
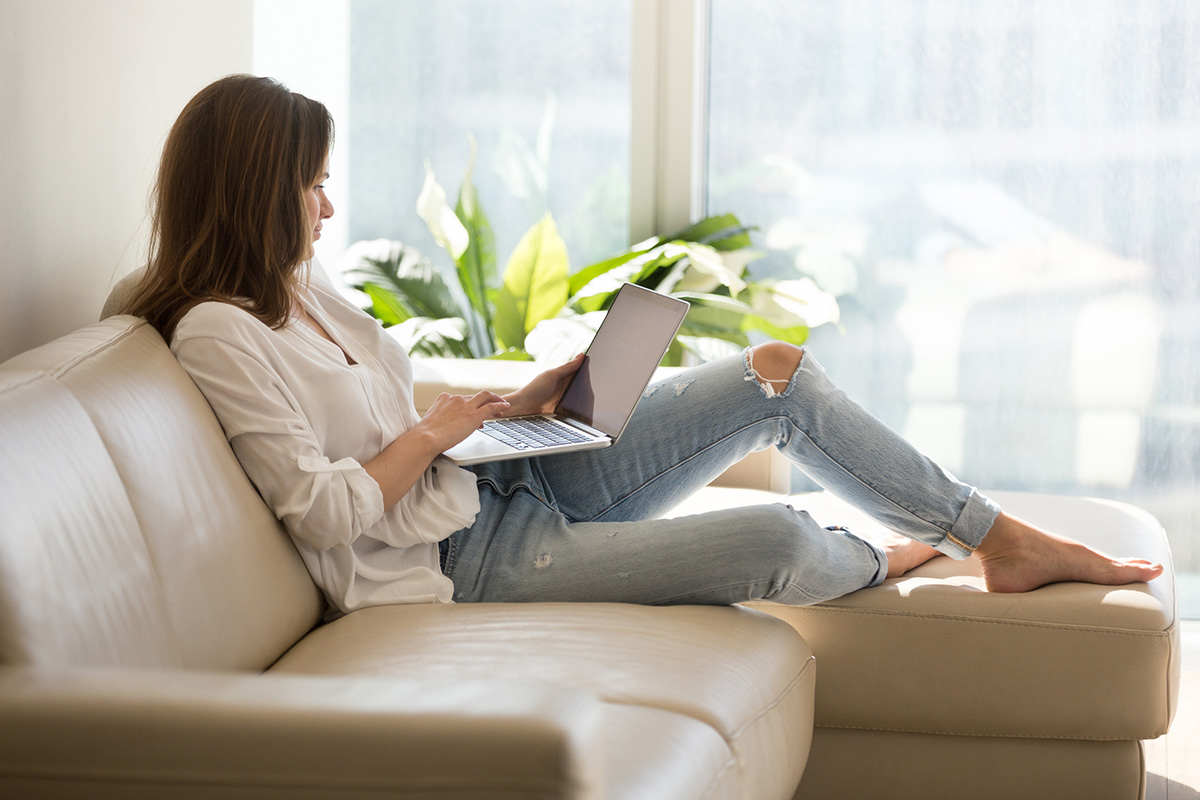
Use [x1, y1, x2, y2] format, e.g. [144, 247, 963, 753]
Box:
[173, 299, 269, 346]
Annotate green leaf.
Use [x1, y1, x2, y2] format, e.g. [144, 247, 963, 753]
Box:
[488, 348, 535, 361]
[665, 213, 755, 251]
[573, 249, 689, 315]
[653, 243, 747, 296]
[676, 293, 809, 347]
[629, 247, 688, 291]
[567, 247, 650, 296]
[362, 283, 412, 327]
[495, 213, 570, 351]
[569, 254, 661, 313]
[676, 335, 748, 363]
[342, 240, 460, 320]
[455, 136, 498, 349]
[388, 316, 474, 359]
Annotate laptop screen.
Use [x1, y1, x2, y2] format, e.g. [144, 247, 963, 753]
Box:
[556, 284, 689, 437]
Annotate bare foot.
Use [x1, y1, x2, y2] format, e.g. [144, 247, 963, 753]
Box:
[867, 530, 943, 578]
[976, 513, 1164, 593]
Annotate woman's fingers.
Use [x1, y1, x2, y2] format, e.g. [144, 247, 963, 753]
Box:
[554, 353, 586, 377]
[422, 392, 511, 447]
[468, 391, 510, 421]
[428, 392, 508, 423]
[468, 390, 507, 407]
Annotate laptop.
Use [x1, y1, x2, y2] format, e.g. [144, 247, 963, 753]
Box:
[442, 283, 690, 465]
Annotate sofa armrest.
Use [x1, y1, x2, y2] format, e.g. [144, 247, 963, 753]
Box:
[0, 668, 603, 799]
[411, 356, 791, 493]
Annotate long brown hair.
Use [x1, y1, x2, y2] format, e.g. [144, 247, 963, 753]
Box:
[124, 74, 333, 341]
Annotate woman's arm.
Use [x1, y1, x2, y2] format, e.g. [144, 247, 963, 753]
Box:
[365, 353, 584, 510]
[364, 390, 509, 510]
[366, 352, 581, 510]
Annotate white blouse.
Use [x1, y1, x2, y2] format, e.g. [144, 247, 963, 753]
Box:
[171, 269, 480, 618]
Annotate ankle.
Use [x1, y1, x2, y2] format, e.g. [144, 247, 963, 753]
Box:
[976, 512, 1039, 559]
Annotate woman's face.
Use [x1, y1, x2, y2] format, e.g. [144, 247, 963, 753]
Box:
[305, 160, 334, 243]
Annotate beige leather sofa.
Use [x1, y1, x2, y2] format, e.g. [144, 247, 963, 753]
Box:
[0, 316, 1179, 799]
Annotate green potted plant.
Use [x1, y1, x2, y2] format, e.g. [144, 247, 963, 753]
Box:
[339, 141, 839, 365]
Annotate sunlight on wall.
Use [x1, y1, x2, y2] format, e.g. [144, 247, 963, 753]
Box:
[253, 0, 351, 271]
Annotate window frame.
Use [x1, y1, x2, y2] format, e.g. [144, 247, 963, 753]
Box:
[629, 0, 710, 243]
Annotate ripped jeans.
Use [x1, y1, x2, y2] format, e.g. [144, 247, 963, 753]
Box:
[440, 348, 1000, 606]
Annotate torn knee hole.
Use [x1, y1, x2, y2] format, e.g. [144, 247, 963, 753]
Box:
[744, 347, 795, 398]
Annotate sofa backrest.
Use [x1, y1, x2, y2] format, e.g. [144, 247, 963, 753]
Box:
[0, 317, 323, 671]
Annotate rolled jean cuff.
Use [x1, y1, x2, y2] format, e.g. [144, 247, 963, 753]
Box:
[936, 489, 1002, 559]
[864, 541, 890, 588]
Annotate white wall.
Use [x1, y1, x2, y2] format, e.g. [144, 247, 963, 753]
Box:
[253, 0, 350, 272]
[0, 0, 254, 362]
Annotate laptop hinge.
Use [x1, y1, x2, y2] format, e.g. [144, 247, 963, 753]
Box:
[563, 418, 607, 438]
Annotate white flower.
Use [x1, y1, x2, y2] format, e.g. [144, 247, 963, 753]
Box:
[669, 243, 748, 295]
[768, 278, 841, 329]
[525, 313, 605, 364]
[416, 163, 469, 261]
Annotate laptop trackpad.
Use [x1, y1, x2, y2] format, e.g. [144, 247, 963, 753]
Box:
[442, 429, 518, 465]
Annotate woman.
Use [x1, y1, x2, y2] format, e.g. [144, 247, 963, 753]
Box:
[125, 75, 1161, 620]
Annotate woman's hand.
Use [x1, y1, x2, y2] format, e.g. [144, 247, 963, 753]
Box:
[503, 354, 586, 417]
[417, 391, 511, 451]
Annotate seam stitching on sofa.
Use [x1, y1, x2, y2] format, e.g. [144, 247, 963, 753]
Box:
[698, 753, 739, 800]
[0, 370, 49, 395]
[48, 319, 149, 379]
[814, 722, 1139, 742]
[790, 604, 1175, 636]
[728, 653, 816, 743]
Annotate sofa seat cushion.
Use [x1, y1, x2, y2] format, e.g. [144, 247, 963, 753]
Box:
[270, 602, 815, 800]
[671, 487, 1178, 741]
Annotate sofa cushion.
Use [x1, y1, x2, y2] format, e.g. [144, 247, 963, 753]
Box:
[672, 487, 1178, 742]
[270, 602, 815, 800]
[0, 319, 323, 671]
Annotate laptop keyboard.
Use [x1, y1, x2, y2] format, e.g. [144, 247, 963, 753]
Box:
[480, 417, 592, 451]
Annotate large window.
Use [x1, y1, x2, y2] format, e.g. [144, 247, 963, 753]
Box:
[257, 0, 1200, 614]
[257, 0, 631, 274]
[708, 0, 1200, 611]
[348, 1, 630, 270]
